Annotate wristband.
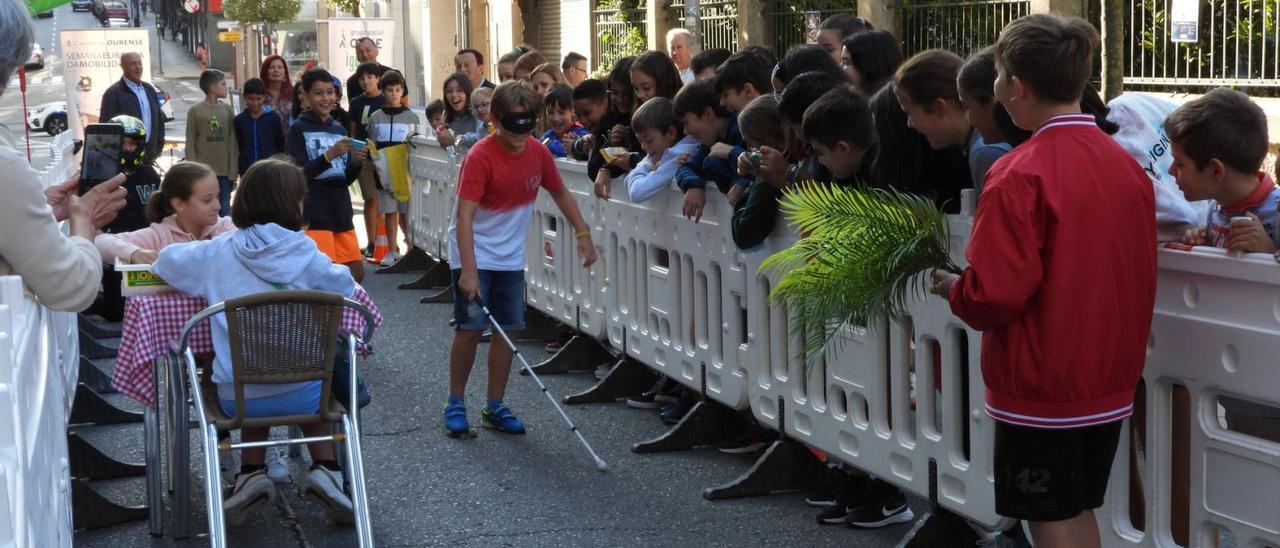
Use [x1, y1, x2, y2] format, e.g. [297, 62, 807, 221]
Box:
[575, 231, 591, 239]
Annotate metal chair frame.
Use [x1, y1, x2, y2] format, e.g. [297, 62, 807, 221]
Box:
[176, 290, 376, 548]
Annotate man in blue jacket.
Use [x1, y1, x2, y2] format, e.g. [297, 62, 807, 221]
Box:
[99, 52, 165, 159]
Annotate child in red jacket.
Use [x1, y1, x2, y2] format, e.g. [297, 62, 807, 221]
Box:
[930, 14, 1156, 548]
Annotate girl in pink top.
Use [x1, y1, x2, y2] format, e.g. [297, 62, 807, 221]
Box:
[95, 161, 237, 264]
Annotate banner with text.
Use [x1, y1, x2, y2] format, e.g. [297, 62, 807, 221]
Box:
[59, 29, 151, 139]
[324, 18, 400, 93]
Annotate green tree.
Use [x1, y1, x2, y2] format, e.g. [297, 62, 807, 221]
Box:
[327, 0, 362, 17]
[222, 0, 302, 26]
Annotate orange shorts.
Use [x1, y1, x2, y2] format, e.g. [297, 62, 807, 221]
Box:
[305, 229, 362, 264]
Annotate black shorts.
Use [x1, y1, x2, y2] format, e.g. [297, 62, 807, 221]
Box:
[993, 420, 1123, 522]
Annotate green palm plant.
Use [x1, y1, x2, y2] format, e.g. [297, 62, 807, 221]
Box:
[761, 181, 961, 368]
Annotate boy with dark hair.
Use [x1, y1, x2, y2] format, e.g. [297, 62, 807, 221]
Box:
[569, 79, 609, 162]
[714, 50, 772, 113]
[673, 79, 749, 219]
[366, 70, 421, 266]
[186, 69, 238, 215]
[444, 81, 597, 436]
[1168, 88, 1279, 254]
[930, 14, 1156, 547]
[426, 99, 448, 134]
[233, 77, 286, 178]
[691, 48, 732, 80]
[803, 85, 877, 186]
[624, 97, 698, 203]
[287, 69, 370, 283]
[540, 83, 589, 158]
[349, 62, 388, 257]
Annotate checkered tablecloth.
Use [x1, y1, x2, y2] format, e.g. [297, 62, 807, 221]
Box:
[112, 287, 383, 407]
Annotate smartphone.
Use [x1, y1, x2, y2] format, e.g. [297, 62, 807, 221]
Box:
[80, 123, 124, 194]
[350, 139, 366, 149]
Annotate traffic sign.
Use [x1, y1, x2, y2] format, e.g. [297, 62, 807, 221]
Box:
[216, 21, 238, 30]
[216, 31, 241, 42]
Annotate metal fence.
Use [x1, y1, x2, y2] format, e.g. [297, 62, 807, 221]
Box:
[762, 0, 856, 59]
[1126, 0, 1280, 90]
[898, 0, 1030, 58]
[593, 0, 649, 75]
[669, 0, 741, 52]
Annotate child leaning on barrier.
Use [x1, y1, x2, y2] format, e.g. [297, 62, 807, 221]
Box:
[729, 94, 789, 251]
[151, 158, 359, 527]
[930, 15, 1157, 547]
[1164, 89, 1280, 444]
[673, 78, 749, 222]
[443, 81, 597, 437]
[94, 162, 235, 265]
[539, 83, 588, 158]
[622, 97, 698, 203]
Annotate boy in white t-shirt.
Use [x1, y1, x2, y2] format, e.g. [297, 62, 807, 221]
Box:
[444, 82, 597, 436]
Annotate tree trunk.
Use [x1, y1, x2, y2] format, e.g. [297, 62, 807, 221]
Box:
[1100, 0, 1124, 100]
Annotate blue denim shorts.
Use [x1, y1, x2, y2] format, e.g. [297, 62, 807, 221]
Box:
[219, 382, 322, 418]
[451, 269, 526, 331]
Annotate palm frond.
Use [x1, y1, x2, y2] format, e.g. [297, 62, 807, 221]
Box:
[762, 182, 960, 370]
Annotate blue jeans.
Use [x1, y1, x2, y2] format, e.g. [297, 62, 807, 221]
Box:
[450, 269, 526, 331]
[219, 382, 322, 418]
[217, 176, 232, 216]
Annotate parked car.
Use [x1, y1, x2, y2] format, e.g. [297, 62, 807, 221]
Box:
[71, 0, 93, 11]
[34, 9, 53, 17]
[24, 43, 43, 71]
[93, 0, 127, 21]
[27, 102, 67, 136]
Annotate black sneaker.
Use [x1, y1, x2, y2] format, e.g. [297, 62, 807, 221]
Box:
[659, 400, 692, 424]
[847, 484, 915, 529]
[804, 490, 839, 508]
[717, 427, 775, 454]
[362, 244, 374, 259]
[626, 378, 678, 409]
[816, 500, 858, 525]
[905, 510, 1003, 547]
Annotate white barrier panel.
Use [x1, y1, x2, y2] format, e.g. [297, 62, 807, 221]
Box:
[407, 141, 1280, 542]
[0, 276, 77, 547]
[405, 138, 460, 261]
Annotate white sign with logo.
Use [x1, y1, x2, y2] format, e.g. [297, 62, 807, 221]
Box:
[324, 18, 400, 92]
[60, 29, 151, 139]
[1170, 0, 1199, 43]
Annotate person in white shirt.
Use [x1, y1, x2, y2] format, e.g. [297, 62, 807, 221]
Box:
[667, 28, 696, 84]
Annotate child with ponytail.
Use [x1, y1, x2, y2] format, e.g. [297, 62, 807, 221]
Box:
[95, 161, 236, 265]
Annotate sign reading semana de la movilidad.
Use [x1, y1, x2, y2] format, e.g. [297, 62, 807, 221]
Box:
[60, 29, 151, 140]
[324, 18, 400, 89]
[1170, 0, 1199, 43]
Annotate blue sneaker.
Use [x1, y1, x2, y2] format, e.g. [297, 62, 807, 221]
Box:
[443, 401, 470, 436]
[481, 403, 526, 434]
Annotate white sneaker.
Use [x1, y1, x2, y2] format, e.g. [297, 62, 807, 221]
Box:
[301, 465, 355, 526]
[219, 451, 240, 480]
[264, 448, 289, 483]
[223, 470, 276, 526]
[379, 251, 401, 267]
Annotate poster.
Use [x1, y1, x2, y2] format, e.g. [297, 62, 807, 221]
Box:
[1170, 0, 1199, 43]
[324, 18, 400, 91]
[60, 29, 151, 139]
[804, 11, 822, 44]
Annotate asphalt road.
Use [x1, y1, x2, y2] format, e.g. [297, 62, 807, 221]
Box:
[71, 269, 923, 547]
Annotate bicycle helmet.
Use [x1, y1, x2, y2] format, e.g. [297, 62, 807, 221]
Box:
[108, 114, 148, 168]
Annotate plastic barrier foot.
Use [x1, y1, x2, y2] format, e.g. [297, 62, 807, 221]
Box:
[79, 356, 117, 394]
[399, 261, 453, 290]
[376, 246, 433, 274]
[78, 314, 121, 338]
[520, 335, 613, 376]
[71, 479, 148, 530]
[420, 284, 455, 304]
[69, 432, 145, 479]
[701, 440, 827, 500]
[512, 307, 561, 343]
[78, 329, 118, 359]
[70, 384, 144, 425]
[564, 358, 658, 405]
[632, 400, 740, 453]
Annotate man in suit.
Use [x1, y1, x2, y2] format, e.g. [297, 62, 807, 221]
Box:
[99, 52, 164, 158]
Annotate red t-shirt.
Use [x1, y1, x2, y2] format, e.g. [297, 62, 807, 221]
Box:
[448, 135, 564, 270]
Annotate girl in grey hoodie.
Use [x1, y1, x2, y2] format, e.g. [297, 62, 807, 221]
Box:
[153, 158, 358, 526]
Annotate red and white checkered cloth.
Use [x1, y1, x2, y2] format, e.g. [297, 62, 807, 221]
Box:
[112, 286, 383, 407]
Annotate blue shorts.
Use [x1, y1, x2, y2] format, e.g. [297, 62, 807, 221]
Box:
[451, 269, 525, 331]
[219, 382, 322, 418]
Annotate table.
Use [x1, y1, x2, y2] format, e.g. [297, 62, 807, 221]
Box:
[111, 287, 382, 538]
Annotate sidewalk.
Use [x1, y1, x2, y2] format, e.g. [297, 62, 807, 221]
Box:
[148, 20, 202, 81]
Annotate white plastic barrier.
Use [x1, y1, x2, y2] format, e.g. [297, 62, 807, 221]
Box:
[0, 276, 78, 547]
[406, 138, 460, 261]
[407, 142, 1280, 544]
